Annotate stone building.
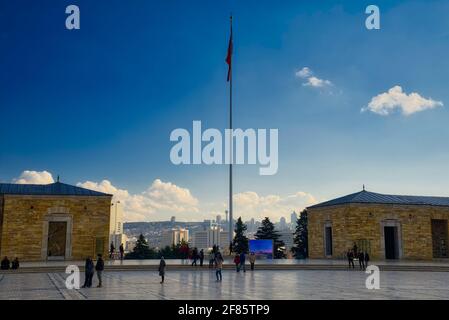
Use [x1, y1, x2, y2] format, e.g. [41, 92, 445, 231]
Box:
[0, 182, 112, 261]
[307, 189, 449, 260]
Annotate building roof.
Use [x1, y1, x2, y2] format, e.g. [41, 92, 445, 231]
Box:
[0, 182, 112, 197]
[307, 190, 449, 209]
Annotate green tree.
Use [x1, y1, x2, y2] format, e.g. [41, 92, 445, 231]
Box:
[255, 217, 285, 259]
[292, 209, 308, 259]
[232, 217, 249, 254]
[125, 234, 157, 259]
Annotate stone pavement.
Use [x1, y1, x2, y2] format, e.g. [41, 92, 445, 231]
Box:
[0, 269, 448, 300]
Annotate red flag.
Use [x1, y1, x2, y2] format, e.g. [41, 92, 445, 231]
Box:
[226, 17, 233, 82]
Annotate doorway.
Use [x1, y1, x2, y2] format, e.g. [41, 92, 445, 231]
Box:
[431, 219, 448, 258]
[384, 226, 398, 259]
[325, 226, 333, 256]
[47, 221, 67, 258]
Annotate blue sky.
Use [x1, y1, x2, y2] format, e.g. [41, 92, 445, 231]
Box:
[1, 0, 449, 221]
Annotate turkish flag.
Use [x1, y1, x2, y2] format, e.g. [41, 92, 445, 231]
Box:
[226, 23, 233, 82]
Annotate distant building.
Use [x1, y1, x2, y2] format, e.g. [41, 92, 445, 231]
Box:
[278, 230, 294, 250]
[125, 237, 137, 252]
[160, 228, 189, 248]
[247, 218, 256, 233]
[0, 182, 111, 261]
[110, 201, 124, 249]
[216, 215, 222, 224]
[279, 217, 287, 230]
[170, 216, 176, 223]
[192, 226, 229, 251]
[203, 220, 212, 229]
[290, 211, 298, 224]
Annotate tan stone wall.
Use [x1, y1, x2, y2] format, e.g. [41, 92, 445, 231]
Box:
[0, 195, 111, 261]
[308, 204, 449, 260]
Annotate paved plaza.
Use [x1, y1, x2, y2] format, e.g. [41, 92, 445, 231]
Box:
[0, 269, 448, 300]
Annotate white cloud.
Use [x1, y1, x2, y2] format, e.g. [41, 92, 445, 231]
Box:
[303, 76, 332, 88]
[295, 67, 333, 88]
[363, 85, 443, 116]
[77, 178, 199, 222]
[295, 67, 312, 78]
[13, 170, 54, 184]
[11, 170, 317, 223]
[233, 190, 317, 222]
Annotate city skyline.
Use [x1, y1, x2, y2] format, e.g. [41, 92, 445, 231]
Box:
[2, 0, 449, 223]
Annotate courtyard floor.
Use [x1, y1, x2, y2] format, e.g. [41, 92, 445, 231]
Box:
[0, 269, 448, 300]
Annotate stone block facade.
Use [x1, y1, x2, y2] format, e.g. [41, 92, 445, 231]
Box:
[308, 203, 449, 260]
[0, 194, 111, 261]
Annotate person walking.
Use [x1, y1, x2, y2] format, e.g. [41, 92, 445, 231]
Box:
[199, 249, 204, 267]
[1, 256, 10, 270]
[364, 251, 370, 267]
[347, 250, 354, 269]
[358, 251, 365, 270]
[119, 243, 124, 261]
[191, 248, 198, 266]
[109, 242, 115, 259]
[95, 254, 104, 288]
[215, 253, 223, 282]
[239, 252, 246, 273]
[82, 257, 95, 288]
[11, 257, 19, 270]
[233, 254, 240, 272]
[249, 252, 256, 271]
[159, 256, 166, 284]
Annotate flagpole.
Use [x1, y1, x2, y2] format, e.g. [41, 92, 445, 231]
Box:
[228, 15, 233, 252]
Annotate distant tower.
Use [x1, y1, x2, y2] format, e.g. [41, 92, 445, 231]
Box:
[290, 211, 298, 224]
[225, 210, 228, 223]
[170, 216, 176, 223]
[280, 217, 287, 230]
[216, 215, 222, 225]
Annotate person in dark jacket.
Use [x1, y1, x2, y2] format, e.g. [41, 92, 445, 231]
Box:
[159, 256, 166, 284]
[191, 248, 198, 266]
[11, 257, 19, 270]
[1, 256, 10, 270]
[239, 252, 246, 273]
[95, 254, 104, 288]
[119, 243, 124, 261]
[364, 252, 370, 267]
[110, 242, 115, 259]
[82, 257, 95, 288]
[358, 251, 365, 270]
[347, 250, 354, 269]
[199, 249, 204, 267]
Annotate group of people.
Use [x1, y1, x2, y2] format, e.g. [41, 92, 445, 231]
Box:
[347, 243, 370, 270]
[233, 252, 256, 272]
[109, 242, 125, 260]
[190, 248, 205, 266]
[81, 254, 105, 288]
[1, 256, 19, 270]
